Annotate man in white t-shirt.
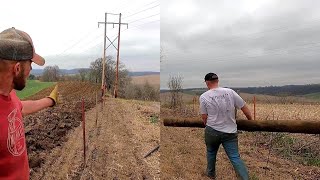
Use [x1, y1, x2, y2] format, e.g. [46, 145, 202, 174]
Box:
[200, 72, 253, 180]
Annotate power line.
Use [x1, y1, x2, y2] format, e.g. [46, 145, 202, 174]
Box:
[122, 0, 159, 18]
[129, 19, 160, 29]
[55, 1, 158, 57]
[78, 19, 160, 56]
[55, 28, 101, 57]
[52, 4, 159, 65]
[127, 13, 160, 24]
[55, 31, 104, 58]
[123, 4, 159, 19]
[112, 0, 135, 12]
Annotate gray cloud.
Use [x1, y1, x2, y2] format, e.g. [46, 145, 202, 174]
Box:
[161, 0, 320, 89]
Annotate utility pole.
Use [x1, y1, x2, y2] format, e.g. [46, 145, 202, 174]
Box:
[98, 13, 128, 98]
[99, 13, 107, 99]
[114, 13, 122, 98]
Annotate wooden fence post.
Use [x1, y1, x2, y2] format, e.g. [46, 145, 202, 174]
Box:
[253, 96, 256, 120]
[82, 98, 86, 166]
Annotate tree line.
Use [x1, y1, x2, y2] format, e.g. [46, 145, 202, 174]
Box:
[32, 56, 159, 101]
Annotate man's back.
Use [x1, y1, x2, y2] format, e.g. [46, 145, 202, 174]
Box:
[200, 87, 244, 133]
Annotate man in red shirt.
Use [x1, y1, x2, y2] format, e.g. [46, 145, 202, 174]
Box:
[0, 27, 58, 180]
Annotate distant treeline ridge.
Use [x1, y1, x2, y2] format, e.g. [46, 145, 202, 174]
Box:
[161, 84, 320, 96]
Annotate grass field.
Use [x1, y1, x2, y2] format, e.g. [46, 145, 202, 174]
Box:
[161, 91, 320, 107]
[131, 74, 160, 88]
[304, 92, 320, 100]
[16, 80, 55, 99]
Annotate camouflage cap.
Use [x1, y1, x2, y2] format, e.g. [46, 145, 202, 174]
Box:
[0, 27, 45, 66]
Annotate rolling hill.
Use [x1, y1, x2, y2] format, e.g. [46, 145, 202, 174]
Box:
[31, 69, 159, 77]
[161, 84, 320, 98]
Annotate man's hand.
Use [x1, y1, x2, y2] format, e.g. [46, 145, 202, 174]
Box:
[202, 114, 208, 126]
[47, 85, 58, 107]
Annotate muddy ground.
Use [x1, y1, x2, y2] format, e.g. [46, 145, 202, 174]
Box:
[24, 82, 100, 174]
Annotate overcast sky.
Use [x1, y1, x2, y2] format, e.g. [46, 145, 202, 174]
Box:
[0, 0, 159, 72]
[161, 0, 320, 89]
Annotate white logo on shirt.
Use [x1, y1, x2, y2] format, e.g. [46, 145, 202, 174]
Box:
[210, 93, 232, 117]
[7, 109, 26, 156]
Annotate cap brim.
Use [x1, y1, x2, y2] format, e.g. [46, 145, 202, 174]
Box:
[32, 53, 45, 66]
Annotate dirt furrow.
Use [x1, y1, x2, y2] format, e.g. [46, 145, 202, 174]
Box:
[28, 95, 159, 180]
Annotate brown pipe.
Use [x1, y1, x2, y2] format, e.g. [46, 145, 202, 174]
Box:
[163, 117, 320, 134]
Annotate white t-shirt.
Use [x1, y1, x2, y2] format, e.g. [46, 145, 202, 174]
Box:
[199, 87, 245, 133]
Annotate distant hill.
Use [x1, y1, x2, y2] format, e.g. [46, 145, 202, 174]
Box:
[31, 69, 88, 76]
[31, 69, 159, 77]
[233, 84, 320, 96]
[128, 71, 160, 76]
[31, 69, 44, 76]
[161, 84, 320, 97]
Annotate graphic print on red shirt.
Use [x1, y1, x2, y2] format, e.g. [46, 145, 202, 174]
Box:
[0, 90, 29, 180]
[7, 108, 26, 156]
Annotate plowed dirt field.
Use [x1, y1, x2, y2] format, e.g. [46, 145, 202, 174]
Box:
[23, 82, 160, 179]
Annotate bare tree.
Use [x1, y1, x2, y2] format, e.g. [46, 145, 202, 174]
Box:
[168, 75, 183, 109]
[89, 58, 103, 83]
[78, 68, 89, 82]
[89, 56, 131, 97]
[141, 81, 158, 101]
[123, 82, 159, 101]
[42, 65, 60, 82]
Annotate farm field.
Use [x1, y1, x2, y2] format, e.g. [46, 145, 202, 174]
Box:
[132, 74, 160, 87]
[304, 92, 320, 101]
[160, 92, 320, 179]
[161, 91, 320, 106]
[16, 80, 55, 99]
[24, 81, 160, 179]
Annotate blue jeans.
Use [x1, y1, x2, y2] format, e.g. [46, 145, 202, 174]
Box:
[205, 126, 249, 180]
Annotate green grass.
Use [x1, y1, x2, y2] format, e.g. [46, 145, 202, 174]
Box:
[307, 158, 320, 166]
[16, 80, 55, 99]
[149, 114, 159, 124]
[249, 173, 259, 180]
[304, 92, 320, 100]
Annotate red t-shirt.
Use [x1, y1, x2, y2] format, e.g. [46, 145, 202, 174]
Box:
[0, 90, 29, 180]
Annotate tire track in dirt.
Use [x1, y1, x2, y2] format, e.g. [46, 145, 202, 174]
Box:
[81, 98, 159, 179]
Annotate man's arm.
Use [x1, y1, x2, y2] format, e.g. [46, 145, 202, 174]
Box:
[232, 89, 253, 120]
[199, 95, 208, 126]
[201, 114, 208, 125]
[21, 85, 58, 116]
[241, 104, 253, 120]
[21, 98, 54, 116]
